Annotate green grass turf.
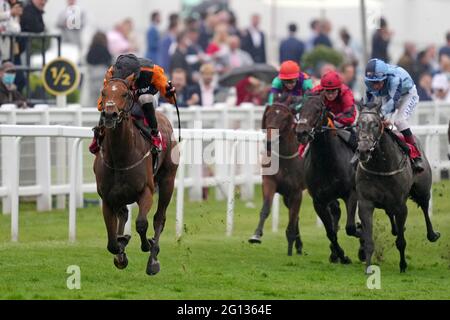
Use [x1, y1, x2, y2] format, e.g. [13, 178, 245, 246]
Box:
[0, 181, 449, 300]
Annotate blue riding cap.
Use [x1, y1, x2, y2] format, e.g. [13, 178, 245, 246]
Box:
[365, 58, 388, 82]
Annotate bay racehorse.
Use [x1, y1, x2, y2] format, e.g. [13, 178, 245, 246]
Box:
[295, 93, 361, 264]
[249, 97, 306, 255]
[356, 100, 440, 273]
[93, 74, 178, 275]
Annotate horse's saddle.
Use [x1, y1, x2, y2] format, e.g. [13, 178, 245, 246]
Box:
[384, 129, 411, 155]
[336, 128, 357, 152]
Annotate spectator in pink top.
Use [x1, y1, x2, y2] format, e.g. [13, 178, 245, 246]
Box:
[107, 18, 138, 58]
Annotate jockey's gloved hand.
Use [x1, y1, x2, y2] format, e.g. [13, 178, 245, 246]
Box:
[327, 111, 335, 120]
[166, 81, 176, 97]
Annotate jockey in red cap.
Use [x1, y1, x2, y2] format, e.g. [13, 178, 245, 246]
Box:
[298, 70, 357, 159]
[311, 70, 357, 129]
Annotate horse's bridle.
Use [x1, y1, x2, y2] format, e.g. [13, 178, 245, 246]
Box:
[297, 97, 334, 142]
[100, 78, 134, 129]
[357, 110, 385, 162]
[264, 103, 299, 159]
[357, 110, 408, 176]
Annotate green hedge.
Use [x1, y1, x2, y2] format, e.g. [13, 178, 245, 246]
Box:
[29, 72, 80, 103]
[302, 45, 344, 76]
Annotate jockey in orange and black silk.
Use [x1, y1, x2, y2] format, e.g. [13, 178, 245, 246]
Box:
[89, 53, 176, 154]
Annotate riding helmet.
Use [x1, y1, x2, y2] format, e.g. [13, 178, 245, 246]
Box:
[365, 58, 388, 82]
[113, 53, 141, 80]
[321, 71, 342, 90]
[279, 60, 300, 80]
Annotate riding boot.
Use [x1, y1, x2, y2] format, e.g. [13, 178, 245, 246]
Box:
[89, 116, 105, 154]
[402, 129, 424, 173]
[410, 143, 424, 173]
[142, 102, 162, 153]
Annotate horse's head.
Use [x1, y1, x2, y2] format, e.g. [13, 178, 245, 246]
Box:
[356, 98, 384, 163]
[262, 97, 298, 133]
[100, 74, 135, 129]
[295, 93, 331, 144]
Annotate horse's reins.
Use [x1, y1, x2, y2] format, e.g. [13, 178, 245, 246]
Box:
[266, 103, 301, 160]
[298, 98, 335, 141]
[168, 81, 182, 143]
[358, 110, 408, 176]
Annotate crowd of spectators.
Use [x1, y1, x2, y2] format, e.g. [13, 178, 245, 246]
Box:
[2, 1, 450, 108]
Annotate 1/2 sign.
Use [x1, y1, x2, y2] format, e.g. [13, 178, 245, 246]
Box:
[42, 58, 80, 96]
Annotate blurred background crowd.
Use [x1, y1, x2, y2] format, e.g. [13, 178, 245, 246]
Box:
[1, 0, 450, 108]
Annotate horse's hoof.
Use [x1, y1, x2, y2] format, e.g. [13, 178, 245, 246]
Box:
[340, 256, 352, 264]
[248, 235, 262, 244]
[146, 261, 160, 276]
[141, 241, 150, 252]
[329, 253, 339, 263]
[113, 253, 128, 270]
[400, 262, 407, 273]
[296, 249, 303, 255]
[358, 248, 366, 262]
[427, 231, 440, 242]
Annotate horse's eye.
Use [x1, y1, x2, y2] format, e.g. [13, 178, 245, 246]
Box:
[122, 93, 128, 98]
[101, 91, 106, 97]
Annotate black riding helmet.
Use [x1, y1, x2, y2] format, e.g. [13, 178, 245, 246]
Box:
[112, 53, 141, 80]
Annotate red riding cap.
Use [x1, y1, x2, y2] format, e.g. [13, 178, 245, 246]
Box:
[321, 71, 342, 90]
[279, 60, 300, 80]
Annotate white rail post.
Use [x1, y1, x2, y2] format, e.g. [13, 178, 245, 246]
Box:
[226, 139, 239, 236]
[271, 193, 280, 232]
[34, 105, 52, 211]
[215, 131, 227, 201]
[189, 120, 203, 201]
[74, 106, 84, 208]
[69, 138, 82, 242]
[175, 140, 186, 239]
[11, 137, 21, 242]
[1, 104, 16, 214]
[56, 97, 67, 210]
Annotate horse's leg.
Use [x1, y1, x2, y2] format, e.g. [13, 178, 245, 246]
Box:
[359, 199, 375, 273]
[248, 179, 276, 244]
[114, 206, 131, 269]
[393, 204, 408, 273]
[385, 210, 398, 236]
[285, 192, 303, 256]
[344, 191, 361, 238]
[102, 202, 120, 255]
[416, 194, 440, 242]
[313, 200, 351, 264]
[147, 173, 175, 276]
[136, 187, 153, 253]
[294, 191, 304, 255]
[328, 200, 341, 234]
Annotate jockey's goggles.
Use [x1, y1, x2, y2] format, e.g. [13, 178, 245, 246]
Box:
[365, 71, 386, 81]
[282, 79, 297, 85]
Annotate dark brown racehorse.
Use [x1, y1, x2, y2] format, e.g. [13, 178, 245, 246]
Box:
[93, 75, 178, 275]
[249, 98, 306, 256]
